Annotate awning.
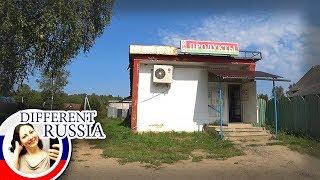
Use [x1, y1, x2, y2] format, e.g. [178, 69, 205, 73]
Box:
[209, 70, 290, 82]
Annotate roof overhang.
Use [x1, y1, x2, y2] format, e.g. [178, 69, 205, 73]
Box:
[209, 70, 290, 82]
[129, 45, 262, 61]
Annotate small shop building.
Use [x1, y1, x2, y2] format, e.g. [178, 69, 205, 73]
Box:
[128, 40, 287, 132]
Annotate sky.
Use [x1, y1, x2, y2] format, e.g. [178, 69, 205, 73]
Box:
[27, 0, 320, 97]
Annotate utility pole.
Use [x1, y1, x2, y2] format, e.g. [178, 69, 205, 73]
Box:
[273, 79, 278, 138]
[84, 95, 91, 110]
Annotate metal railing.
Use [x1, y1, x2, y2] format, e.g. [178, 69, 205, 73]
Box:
[237, 50, 262, 60]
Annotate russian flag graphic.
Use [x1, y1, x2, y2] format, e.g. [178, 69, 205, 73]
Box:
[0, 136, 71, 180]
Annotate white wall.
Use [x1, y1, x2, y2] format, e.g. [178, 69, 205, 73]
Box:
[241, 81, 257, 123]
[137, 64, 209, 132]
[109, 102, 131, 109]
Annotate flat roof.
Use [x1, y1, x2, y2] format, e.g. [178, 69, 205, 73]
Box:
[129, 45, 262, 61]
[109, 100, 132, 103]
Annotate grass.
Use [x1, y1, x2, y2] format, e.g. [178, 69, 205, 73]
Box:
[88, 119, 243, 167]
[191, 156, 203, 162]
[265, 124, 320, 158]
[275, 133, 320, 158]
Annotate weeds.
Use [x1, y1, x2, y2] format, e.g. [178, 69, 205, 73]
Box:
[88, 119, 243, 168]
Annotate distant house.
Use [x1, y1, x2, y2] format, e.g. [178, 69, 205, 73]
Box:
[288, 65, 320, 97]
[64, 103, 82, 110]
[107, 99, 131, 119]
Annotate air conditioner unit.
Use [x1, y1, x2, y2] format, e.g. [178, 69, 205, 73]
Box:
[153, 65, 173, 83]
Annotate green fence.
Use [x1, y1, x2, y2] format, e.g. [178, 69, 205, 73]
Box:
[265, 94, 320, 139]
[257, 98, 266, 126]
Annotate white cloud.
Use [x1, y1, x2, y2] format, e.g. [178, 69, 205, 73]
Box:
[158, 12, 320, 90]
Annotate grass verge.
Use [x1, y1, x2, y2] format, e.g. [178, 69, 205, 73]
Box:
[88, 119, 243, 167]
[268, 133, 320, 158]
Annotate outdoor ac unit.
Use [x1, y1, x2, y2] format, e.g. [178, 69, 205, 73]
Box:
[153, 65, 173, 83]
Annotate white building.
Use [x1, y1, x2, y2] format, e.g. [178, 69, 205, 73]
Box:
[107, 100, 131, 119]
[128, 41, 284, 132]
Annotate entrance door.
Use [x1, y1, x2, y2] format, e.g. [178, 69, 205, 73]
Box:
[117, 109, 122, 119]
[228, 84, 241, 122]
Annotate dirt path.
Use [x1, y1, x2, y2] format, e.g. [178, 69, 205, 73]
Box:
[60, 140, 320, 180]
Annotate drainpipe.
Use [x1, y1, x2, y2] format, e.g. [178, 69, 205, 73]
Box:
[272, 79, 278, 138]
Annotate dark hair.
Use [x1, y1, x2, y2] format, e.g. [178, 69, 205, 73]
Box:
[9, 124, 43, 156]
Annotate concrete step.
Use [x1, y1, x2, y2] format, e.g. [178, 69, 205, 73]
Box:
[214, 127, 265, 132]
[224, 131, 269, 137]
[207, 123, 256, 129]
[226, 135, 271, 141]
[205, 123, 271, 141]
[226, 123, 254, 128]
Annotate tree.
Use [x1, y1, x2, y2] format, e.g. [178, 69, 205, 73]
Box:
[14, 84, 43, 108]
[14, 84, 32, 104]
[89, 94, 102, 112]
[67, 93, 87, 104]
[272, 86, 286, 99]
[37, 68, 69, 109]
[0, 0, 114, 96]
[258, 93, 268, 102]
[286, 83, 296, 96]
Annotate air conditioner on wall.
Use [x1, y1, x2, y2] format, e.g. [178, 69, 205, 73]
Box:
[153, 65, 173, 83]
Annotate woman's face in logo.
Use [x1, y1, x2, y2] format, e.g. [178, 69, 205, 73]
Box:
[19, 125, 39, 149]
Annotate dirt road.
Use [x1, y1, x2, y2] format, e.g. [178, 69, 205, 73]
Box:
[60, 140, 320, 180]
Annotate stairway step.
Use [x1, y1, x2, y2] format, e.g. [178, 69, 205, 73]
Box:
[214, 127, 264, 132]
[226, 135, 270, 141]
[208, 124, 258, 129]
[227, 123, 254, 128]
[204, 124, 272, 142]
[224, 131, 269, 137]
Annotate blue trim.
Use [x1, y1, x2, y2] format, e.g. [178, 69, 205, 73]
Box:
[218, 81, 224, 139]
[61, 138, 69, 160]
[0, 136, 4, 160]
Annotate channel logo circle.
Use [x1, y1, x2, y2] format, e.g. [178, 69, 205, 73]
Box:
[0, 110, 72, 180]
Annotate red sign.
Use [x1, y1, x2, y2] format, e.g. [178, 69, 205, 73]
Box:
[180, 40, 239, 56]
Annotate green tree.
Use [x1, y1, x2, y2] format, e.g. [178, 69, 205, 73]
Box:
[14, 84, 32, 104]
[272, 86, 286, 99]
[0, 0, 114, 96]
[286, 83, 296, 96]
[258, 93, 268, 102]
[37, 68, 69, 109]
[89, 94, 102, 112]
[14, 84, 43, 108]
[67, 94, 87, 104]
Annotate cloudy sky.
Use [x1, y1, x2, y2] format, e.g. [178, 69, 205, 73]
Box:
[28, 0, 320, 97]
